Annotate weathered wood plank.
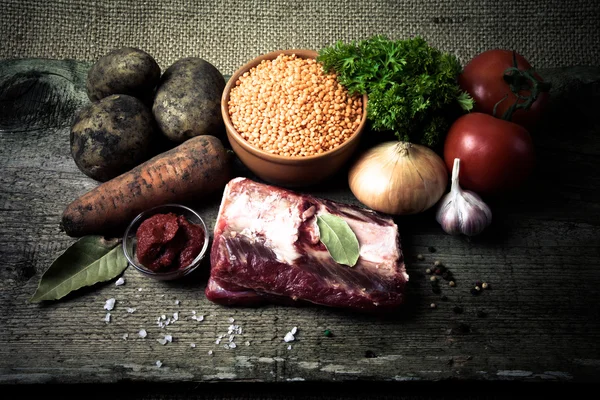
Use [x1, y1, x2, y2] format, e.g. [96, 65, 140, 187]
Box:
[1, 59, 599, 384]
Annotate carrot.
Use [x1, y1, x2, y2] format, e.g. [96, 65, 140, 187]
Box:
[62, 135, 232, 237]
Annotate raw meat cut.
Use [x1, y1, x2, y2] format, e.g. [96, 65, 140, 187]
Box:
[206, 177, 408, 312]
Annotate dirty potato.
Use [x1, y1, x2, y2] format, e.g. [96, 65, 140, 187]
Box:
[71, 94, 154, 182]
[86, 47, 161, 103]
[153, 58, 225, 143]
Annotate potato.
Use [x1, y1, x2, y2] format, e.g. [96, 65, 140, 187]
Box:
[153, 57, 225, 143]
[86, 47, 161, 103]
[71, 94, 154, 182]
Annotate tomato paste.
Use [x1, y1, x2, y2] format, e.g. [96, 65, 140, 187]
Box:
[136, 212, 205, 271]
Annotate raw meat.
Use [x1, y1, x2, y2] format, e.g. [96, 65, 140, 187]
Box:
[206, 178, 408, 312]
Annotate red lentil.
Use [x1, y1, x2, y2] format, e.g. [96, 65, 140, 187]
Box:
[228, 54, 363, 157]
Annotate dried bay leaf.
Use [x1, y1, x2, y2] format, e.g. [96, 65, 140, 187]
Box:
[316, 213, 360, 267]
[30, 236, 128, 302]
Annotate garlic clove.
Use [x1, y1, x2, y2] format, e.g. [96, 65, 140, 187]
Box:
[436, 195, 462, 235]
[436, 158, 492, 236]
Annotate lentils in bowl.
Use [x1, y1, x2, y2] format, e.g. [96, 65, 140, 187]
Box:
[222, 49, 368, 186]
[229, 53, 363, 157]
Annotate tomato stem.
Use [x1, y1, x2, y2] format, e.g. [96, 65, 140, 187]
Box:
[493, 51, 551, 121]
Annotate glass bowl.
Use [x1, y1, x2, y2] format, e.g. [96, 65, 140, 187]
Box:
[122, 204, 209, 280]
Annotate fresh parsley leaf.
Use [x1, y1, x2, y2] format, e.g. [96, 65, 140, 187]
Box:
[317, 35, 473, 147]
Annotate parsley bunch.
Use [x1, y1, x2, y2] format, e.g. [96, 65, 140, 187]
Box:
[317, 35, 473, 147]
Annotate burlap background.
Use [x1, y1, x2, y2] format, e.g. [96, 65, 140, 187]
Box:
[1, 0, 599, 74]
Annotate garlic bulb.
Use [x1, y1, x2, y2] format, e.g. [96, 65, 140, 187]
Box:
[348, 141, 448, 215]
[436, 158, 492, 236]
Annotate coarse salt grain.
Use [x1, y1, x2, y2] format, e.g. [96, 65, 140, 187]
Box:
[138, 288, 142, 292]
[208, 350, 213, 355]
[245, 341, 250, 346]
[104, 298, 115, 311]
[291, 327, 298, 335]
[138, 329, 147, 338]
[175, 300, 180, 305]
[115, 277, 125, 286]
[190, 343, 196, 348]
[127, 307, 136, 313]
[230, 342, 237, 349]
[284, 332, 295, 343]
[157, 335, 173, 345]
[287, 345, 292, 350]
[173, 312, 179, 321]
[156, 360, 162, 368]
[122, 333, 128, 340]
[228, 317, 235, 323]
[104, 313, 111, 323]
[228, 325, 242, 335]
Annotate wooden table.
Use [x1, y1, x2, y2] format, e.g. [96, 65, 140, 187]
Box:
[1, 59, 599, 387]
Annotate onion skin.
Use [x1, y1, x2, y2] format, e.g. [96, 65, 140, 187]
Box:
[348, 141, 448, 215]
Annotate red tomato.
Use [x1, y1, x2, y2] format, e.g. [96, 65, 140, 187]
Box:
[444, 113, 535, 196]
[459, 50, 549, 131]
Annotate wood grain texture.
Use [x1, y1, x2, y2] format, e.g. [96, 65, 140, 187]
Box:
[1, 60, 599, 385]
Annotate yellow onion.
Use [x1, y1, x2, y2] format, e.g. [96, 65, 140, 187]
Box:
[348, 141, 448, 215]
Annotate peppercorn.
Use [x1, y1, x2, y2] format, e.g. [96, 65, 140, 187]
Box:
[432, 287, 441, 294]
[475, 281, 483, 287]
[452, 306, 463, 314]
[365, 350, 377, 358]
[441, 295, 449, 301]
[470, 288, 480, 296]
[482, 282, 489, 289]
[417, 254, 424, 261]
[477, 310, 487, 318]
[430, 276, 437, 282]
[457, 323, 471, 334]
[425, 268, 432, 275]
[433, 260, 442, 267]
[324, 329, 333, 337]
[449, 322, 471, 335]
[428, 246, 436, 253]
[442, 271, 452, 281]
[449, 281, 456, 287]
[430, 303, 437, 309]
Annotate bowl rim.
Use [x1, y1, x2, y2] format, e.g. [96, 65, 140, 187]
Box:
[221, 49, 369, 165]
[122, 203, 209, 279]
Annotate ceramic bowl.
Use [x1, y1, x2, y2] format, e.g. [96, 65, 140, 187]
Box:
[221, 49, 368, 187]
[122, 204, 209, 280]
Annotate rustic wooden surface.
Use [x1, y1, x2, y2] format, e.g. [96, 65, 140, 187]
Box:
[1, 59, 599, 386]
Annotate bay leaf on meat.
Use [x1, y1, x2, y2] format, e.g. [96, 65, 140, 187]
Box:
[316, 213, 360, 267]
[30, 236, 128, 302]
